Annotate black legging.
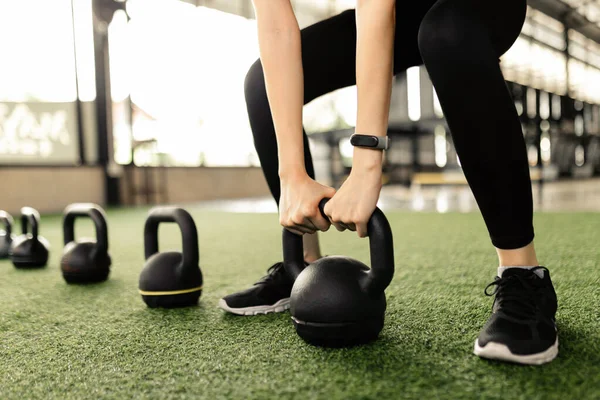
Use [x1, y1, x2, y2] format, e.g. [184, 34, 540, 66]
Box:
[244, 0, 532, 250]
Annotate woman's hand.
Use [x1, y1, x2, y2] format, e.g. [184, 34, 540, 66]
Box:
[324, 151, 383, 238]
[279, 171, 336, 236]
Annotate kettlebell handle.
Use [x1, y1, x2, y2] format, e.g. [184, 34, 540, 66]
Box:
[20, 207, 40, 240]
[283, 198, 395, 296]
[63, 203, 109, 256]
[144, 207, 199, 269]
[0, 211, 13, 237]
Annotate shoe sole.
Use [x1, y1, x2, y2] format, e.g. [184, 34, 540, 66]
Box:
[218, 298, 290, 316]
[473, 337, 558, 365]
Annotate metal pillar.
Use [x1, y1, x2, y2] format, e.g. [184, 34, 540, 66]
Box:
[92, 0, 126, 206]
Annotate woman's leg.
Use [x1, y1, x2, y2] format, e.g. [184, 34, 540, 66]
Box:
[417, 0, 536, 260]
[417, 0, 557, 364]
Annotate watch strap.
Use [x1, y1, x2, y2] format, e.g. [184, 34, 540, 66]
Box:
[350, 134, 389, 150]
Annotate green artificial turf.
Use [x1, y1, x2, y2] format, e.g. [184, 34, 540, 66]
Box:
[0, 206, 599, 399]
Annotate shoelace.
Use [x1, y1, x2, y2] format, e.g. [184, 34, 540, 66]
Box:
[255, 261, 311, 285]
[255, 262, 287, 285]
[484, 272, 542, 320]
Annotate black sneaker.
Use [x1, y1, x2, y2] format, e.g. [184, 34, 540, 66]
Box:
[474, 266, 558, 365]
[218, 261, 303, 316]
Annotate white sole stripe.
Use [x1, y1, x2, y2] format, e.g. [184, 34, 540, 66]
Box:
[474, 338, 558, 365]
[218, 298, 290, 316]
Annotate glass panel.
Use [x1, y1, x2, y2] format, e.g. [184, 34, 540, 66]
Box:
[568, 59, 600, 104]
[589, 41, 600, 68]
[0, 0, 82, 164]
[568, 29, 588, 46]
[304, 86, 356, 133]
[521, 17, 534, 36]
[530, 8, 565, 33]
[570, 42, 587, 60]
[0, 0, 76, 102]
[502, 36, 568, 95]
[407, 67, 421, 121]
[531, 8, 565, 50]
[73, 0, 96, 102]
[117, 0, 260, 167]
[434, 125, 447, 168]
[539, 91, 550, 120]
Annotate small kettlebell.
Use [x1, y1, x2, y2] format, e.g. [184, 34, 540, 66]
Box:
[10, 207, 50, 268]
[284, 199, 395, 347]
[60, 203, 112, 284]
[139, 207, 203, 308]
[0, 211, 15, 259]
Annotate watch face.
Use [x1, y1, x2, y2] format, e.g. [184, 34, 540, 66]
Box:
[350, 135, 379, 147]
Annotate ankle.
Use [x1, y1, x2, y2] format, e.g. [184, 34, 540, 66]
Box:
[496, 242, 539, 267]
[498, 261, 540, 268]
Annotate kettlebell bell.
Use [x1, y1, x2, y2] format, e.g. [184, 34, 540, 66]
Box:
[284, 199, 395, 347]
[60, 203, 112, 283]
[10, 207, 50, 268]
[139, 207, 203, 308]
[0, 211, 15, 259]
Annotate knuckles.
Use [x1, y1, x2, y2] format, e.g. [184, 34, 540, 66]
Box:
[279, 215, 296, 228]
[330, 213, 369, 225]
[279, 218, 291, 227]
[302, 207, 317, 218]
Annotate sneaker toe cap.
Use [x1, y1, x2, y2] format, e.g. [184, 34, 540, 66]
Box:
[221, 285, 288, 309]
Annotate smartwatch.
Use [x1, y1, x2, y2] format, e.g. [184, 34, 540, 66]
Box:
[350, 134, 389, 150]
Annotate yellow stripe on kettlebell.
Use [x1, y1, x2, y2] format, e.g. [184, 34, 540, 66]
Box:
[139, 285, 203, 296]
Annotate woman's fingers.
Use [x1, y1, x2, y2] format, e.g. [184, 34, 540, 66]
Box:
[324, 207, 368, 237]
[327, 213, 351, 232]
[332, 221, 346, 232]
[285, 226, 307, 236]
[304, 206, 331, 232]
[280, 216, 315, 234]
[355, 220, 368, 238]
[343, 222, 356, 232]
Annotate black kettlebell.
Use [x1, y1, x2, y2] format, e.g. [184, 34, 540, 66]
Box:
[60, 203, 112, 283]
[139, 207, 203, 308]
[0, 211, 14, 259]
[284, 199, 395, 347]
[10, 207, 50, 268]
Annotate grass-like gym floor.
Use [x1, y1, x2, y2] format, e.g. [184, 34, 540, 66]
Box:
[1, 207, 599, 399]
